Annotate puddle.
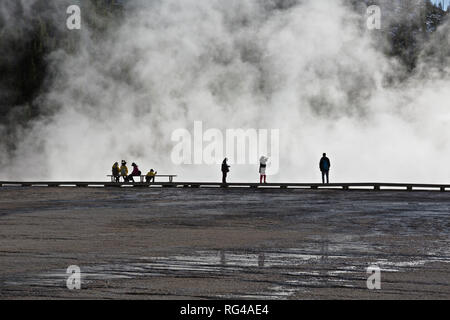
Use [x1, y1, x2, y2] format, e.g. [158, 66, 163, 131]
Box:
[4, 247, 449, 299]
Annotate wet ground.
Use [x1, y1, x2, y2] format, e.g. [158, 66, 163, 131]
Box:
[0, 187, 449, 299]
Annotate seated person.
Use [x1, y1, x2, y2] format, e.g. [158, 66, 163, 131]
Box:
[127, 162, 141, 182]
[120, 160, 128, 182]
[145, 169, 157, 183]
[112, 162, 120, 182]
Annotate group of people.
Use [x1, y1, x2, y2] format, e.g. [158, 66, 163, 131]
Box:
[112, 153, 332, 185]
[221, 153, 332, 184]
[221, 156, 269, 184]
[112, 160, 157, 183]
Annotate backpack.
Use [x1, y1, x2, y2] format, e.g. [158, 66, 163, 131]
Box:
[322, 159, 329, 171]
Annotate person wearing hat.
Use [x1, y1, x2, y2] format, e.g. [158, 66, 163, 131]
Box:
[128, 162, 141, 182]
[120, 160, 128, 182]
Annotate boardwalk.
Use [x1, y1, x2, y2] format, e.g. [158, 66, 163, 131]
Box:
[1, 181, 449, 191]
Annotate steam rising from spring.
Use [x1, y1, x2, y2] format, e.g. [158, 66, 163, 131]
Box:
[1, 0, 449, 183]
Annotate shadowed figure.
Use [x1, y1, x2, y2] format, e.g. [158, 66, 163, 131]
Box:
[258, 252, 265, 267]
[319, 153, 331, 184]
[119, 160, 128, 182]
[145, 169, 157, 183]
[127, 162, 141, 182]
[220, 250, 226, 266]
[319, 236, 331, 287]
[221, 158, 230, 184]
[112, 162, 120, 182]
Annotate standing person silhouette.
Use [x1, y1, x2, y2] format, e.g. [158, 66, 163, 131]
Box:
[319, 153, 331, 184]
[221, 158, 230, 184]
[259, 156, 268, 184]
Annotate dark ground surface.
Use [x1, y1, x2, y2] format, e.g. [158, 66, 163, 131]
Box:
[0, 186, 449, 299]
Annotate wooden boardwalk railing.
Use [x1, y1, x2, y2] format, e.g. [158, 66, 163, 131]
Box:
[0, 181, 449, 191]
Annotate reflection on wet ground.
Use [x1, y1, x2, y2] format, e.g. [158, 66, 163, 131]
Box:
[0, 187, 449, 299]
[4, 245, 449, 299]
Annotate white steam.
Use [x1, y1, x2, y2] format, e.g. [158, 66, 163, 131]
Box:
[1, 0, 450, 183]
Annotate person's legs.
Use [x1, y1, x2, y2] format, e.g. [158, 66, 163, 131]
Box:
[260, 175, 263, 183]
[263, 175, 267, 183]
[325, 171, 329, 184]
[322, 171, 325, 184]
[222, 172, 227, 183]
[150, 176, 155, 183]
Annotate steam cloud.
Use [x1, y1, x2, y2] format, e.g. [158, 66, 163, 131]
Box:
[1, 0, 449, 183]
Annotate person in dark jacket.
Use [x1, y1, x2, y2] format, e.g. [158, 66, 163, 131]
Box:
[319, 153, 331, 184]
[221, 158, 230, 184]
[112, 162, 120, 182]
[127, 162, 141, 182]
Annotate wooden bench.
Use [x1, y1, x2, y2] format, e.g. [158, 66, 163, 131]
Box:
[107, 175, 177, 183]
